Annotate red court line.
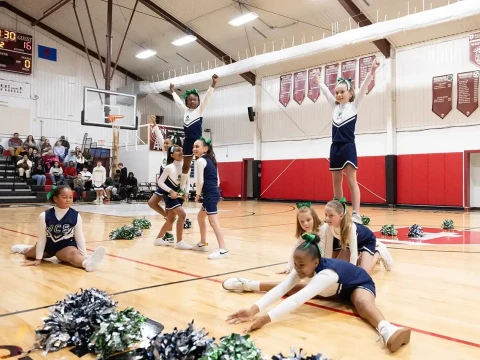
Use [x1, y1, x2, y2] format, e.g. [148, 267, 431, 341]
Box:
[2, 226, 479, 349]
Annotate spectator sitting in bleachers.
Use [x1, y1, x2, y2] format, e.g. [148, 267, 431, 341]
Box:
[24, 135, 37, 150]
[60, 135, 70, 157]
[41, 138, 51, 154]
[64, 149, 77, 166]
[53, 140, 65, 162]
[104, 176, 114, 201]
[15, 144, 29, 158]
[17, 155, 32, 181]
[120, 172, 138, 201]
[118, 163, 128, 187]
[49, 161, 64, 185]
[31, 159, 46, 186]
[8, 132, 23, 163]
[42, 150, 59, 172]
[75, 148, 85, 172]
[73, 173, 85, 202]
[80, 166, 92, 191]
[30, 148, 41, 163]
[64, 161, 77, 186]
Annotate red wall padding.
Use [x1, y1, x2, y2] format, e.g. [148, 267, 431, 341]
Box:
[260, 156, 386, 203]
[217, 162, 243, 198]
[397, 152, 462, 206]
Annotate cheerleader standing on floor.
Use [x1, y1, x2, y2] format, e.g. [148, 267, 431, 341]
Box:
[153, 145, 191, 250]
[224, 234, 410, 353]
[278, 202, 329, 274]
[170, 74, 218, 192]
[325, 199, 393, 273]
[11, 185, 105, 271]
[315, 59, 379, 223]
[192, 137, 229, 260]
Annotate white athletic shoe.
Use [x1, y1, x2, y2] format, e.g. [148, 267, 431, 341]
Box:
[11, 244, 32, 254]
[154, 237, 174, 246]
[192, 242, 209, 252]
[376, 241, 394, 271]
[208, 249, 230, 260]
[377, 323, 411, 352]
[174, 241, 193, 250]
[83, 247, 106, 272]
[222, 277, 256, 292]
[352, 213, 362, 224]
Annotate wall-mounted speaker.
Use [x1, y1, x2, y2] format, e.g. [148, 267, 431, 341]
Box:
[248, 106, 255, 122]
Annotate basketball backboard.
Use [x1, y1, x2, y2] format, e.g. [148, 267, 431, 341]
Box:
[82, 87, 138, 130]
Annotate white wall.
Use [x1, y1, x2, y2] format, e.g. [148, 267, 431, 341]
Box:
[470, 153, 480, 208]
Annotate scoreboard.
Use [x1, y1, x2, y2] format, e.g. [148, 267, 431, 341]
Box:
[0, 29, 32, 75]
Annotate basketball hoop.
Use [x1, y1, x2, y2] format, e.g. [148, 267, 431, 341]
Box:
[108, 115, 124, 123]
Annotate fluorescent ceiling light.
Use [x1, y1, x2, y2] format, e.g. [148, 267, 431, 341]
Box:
[136, 49, 157, 59]
[229, 12, 258, 26]
[172, 35, 197, 46]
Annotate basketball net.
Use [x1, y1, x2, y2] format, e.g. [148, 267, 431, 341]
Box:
[108, 115, 123, 176]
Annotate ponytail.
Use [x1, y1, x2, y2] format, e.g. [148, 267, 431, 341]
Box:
[198, 137, 217, 168]
[326, 198, 352, 249]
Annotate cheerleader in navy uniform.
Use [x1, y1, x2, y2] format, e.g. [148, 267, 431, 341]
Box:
[325, 198, 393, 274]
[170, 74, 218, 192]
[192, 137, 229, 260]
[223, 234, 410, 353]
[153, 145, 192, 250]
[315, 59, 380, 223]
[11, 186, 105, 271]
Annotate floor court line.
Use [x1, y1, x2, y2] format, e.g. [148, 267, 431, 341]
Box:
[2, 227, 480, 349]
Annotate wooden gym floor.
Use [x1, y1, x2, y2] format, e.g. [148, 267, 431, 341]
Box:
[1, 201, 480, 359]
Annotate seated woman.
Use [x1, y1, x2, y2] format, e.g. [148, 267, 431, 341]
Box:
[224, 234, 411, 353]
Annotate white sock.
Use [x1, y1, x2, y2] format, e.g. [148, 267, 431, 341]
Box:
[81, 259, 88, 269]
[166, 231, 172, 235]
[248, 280, 260, 291]
[377, 320, 390, 331]
[180, 173, 188, 190]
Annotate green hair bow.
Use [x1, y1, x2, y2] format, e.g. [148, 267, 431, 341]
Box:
[183, 89, 199, 99]
[334, 196, 347, 215]
[296, 202, 311, 209]
[46, 185, 57, 200]
[301, 233, 322, 255]
[200, 136, 212, 145]
[337, 77, 352, 90]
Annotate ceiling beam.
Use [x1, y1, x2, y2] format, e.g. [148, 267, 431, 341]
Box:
[0, 1, 173, 100]
[337, 0, 391, 58]
[138, 0, 257, 86]
[31, 0, 71, 26]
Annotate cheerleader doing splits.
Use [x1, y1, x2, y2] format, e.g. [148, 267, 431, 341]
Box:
[170, 74, 218, 192]
[224, 234, 410, 353]
[11, 185, 105, 271]
[316, 59, 380, 223]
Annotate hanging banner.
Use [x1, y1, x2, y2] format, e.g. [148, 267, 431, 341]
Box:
[456, 71, 479, 117]
[359, 56, 376, 94]
[341, 59, 357, 89]
[432, 74, 453, 119]
[324, 63, 339, 96]
[150, 124, 185, 151]
[279, 74, 292, 107]
[293, 70, 306, 105]
[307, 67, 321, 103]
[469, 32, 480, 68]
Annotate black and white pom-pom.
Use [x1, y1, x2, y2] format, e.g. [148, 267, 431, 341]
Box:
[441, 219, 454, 230]
[361, 215, 370, 226]
[109, 225, 142, 240]
[132, 217, 152, 230]
[201, 333, 263, 360]
[380, 224, 398, 236]
[407, 224, 424, 238]
[272, 347, 331, 360]
[150, 320, 214, 360]
[34, 288, 117, 355]
[184, 219, 192, 229]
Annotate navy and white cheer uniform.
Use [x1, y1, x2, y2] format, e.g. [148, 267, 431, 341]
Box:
[154, 152, 168, 197]
[328, 222, 377, 264]
[254, 257, 375, 322]
[36, 206, 87, 259]
[157, 160, 184, 210]
[319, 73, 373, 170]
[172, 87, 215, 156]
[196, 155, 220, 215]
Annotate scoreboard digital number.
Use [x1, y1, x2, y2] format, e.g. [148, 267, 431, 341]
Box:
[0, 29, 32, 75]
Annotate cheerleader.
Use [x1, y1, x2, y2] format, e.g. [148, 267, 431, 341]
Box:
[192, 137, 229, 259]
[91, 160, 106, 204]
[224, 234, 410, 353]
[170, 74, 218, 191]
[11, 185, 105, 271]
[153, 145, 191, 250]
[278, 202, 329, 274]
[315, 59, 380, 223]
[325, 198, 393, 273]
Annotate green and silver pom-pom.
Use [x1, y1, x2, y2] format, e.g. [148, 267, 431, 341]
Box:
[200, 333, 264, 360]
[380, 224, 398, 236]
[361, 215, 370, 226]
[132, 217, 152, 230]
[407, 224, 424, 238]
[272, 347, 331, 360]
[441, 219, 454, 230]
[89, 307, 146, 360]
[109, 225, 141, 240]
